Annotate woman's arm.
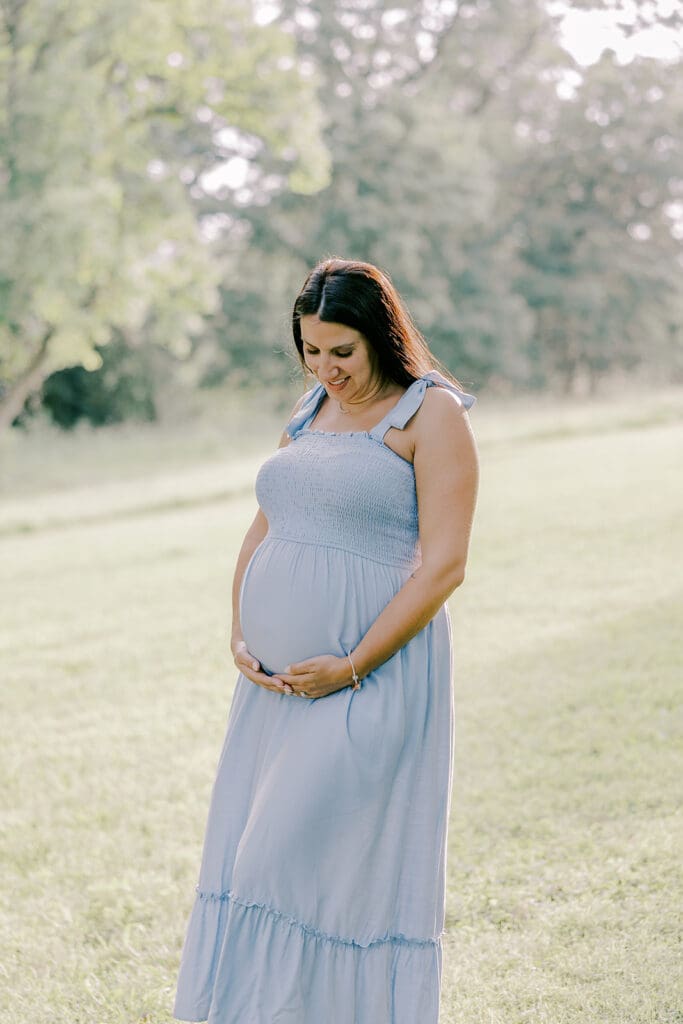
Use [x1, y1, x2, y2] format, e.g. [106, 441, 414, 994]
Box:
[349, 386, 479, 678]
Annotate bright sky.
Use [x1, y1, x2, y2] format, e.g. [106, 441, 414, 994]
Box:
[253, 0, 682, 66]
[555, 3, 683, 65]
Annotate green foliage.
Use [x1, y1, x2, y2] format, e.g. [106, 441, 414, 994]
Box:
[200, 0, 537, 391]
[199, 0, 682, 395]
[37, 336, 157, 428]
[0, 0, 329, 426]
[3, 0, 682, 427]
[498, 51, 683, 388]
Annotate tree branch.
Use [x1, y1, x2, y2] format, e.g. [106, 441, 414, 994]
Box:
[0, 327, 55, 432]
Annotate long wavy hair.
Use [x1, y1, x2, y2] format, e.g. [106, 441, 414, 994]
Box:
[292, 256, 466, 390]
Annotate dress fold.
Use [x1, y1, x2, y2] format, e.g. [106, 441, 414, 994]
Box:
[174, 887, 442, 1024]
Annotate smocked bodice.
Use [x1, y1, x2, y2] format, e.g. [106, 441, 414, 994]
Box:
[254, 371, 476, 570]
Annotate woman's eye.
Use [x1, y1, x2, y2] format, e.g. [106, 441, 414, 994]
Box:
[305, 349, 352, 358]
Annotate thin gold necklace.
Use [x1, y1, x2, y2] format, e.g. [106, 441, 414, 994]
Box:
[337, 378, 395, 416]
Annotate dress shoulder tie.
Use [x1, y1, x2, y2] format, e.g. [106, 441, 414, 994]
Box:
[369, 370, 476, 442]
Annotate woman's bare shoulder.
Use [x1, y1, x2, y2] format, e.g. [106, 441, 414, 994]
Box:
[418, 382, 473, 429]
[411, 382, 477, 460]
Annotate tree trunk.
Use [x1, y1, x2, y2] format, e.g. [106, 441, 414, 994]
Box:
[0, 329, 54, 434]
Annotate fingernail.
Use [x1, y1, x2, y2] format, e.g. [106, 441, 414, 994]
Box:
[285, 666, 291, 673]
[252, 661, 259, 669]
[284, 684, 293, 694]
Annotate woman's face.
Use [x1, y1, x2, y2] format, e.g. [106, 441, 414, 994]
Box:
[299, 314, 381, 401]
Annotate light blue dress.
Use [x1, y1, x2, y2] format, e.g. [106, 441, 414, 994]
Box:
[173, 370, 476, 1024]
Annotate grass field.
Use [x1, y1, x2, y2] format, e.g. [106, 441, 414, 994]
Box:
[1, 382, 681, 1024]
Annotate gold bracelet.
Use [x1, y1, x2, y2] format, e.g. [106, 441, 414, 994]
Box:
[346, 651, 362, 691]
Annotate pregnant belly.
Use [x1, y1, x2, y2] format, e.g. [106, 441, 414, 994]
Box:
[238, 536, 407, 676]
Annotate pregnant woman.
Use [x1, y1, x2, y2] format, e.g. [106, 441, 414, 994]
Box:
[173, 256, 479, 1023]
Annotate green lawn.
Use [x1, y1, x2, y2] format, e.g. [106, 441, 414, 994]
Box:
[1, 383, 681, 1024]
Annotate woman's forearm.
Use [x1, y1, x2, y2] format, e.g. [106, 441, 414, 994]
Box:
[350, 562, 464, 679]
[231, 512, 269, 651]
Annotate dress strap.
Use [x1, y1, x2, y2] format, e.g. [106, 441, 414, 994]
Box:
[285, 382, 326, 438]
[368, 370, 476, 442]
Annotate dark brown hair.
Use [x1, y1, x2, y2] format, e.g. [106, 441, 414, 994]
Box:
[292, 256, 465, 390]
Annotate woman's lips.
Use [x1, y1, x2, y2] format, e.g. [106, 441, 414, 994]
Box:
[327, 377, 349, 391]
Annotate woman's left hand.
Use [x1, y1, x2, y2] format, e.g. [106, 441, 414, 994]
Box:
[275, 655, 353, 699]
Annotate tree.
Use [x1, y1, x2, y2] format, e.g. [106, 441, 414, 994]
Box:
[422, 0, 683, 390]
[507, 53, 683, 390]
[0, 0, 330, 430]
[198, 0, 683, 394]
[197, 0, 535, 392]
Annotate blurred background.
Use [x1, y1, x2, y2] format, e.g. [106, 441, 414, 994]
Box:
[1, 2, 682, 1023]
[1, 0, 682, 436]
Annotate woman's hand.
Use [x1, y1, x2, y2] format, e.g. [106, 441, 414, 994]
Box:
[231, 639, 290, 696]
[276, 655, 354, 700]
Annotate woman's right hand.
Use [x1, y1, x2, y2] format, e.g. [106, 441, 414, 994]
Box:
[231, 639, 293, 696]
